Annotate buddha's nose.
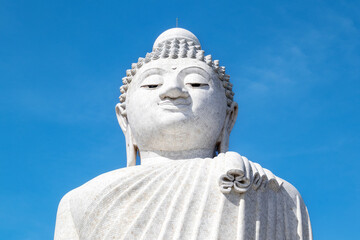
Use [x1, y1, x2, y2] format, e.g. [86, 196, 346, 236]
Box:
[159, 82, 189, 100]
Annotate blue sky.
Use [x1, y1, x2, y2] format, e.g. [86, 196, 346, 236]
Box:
[0, 0, 359, 239]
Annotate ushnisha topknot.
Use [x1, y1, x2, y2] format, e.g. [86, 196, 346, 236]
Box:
[119, 29, 234, 117]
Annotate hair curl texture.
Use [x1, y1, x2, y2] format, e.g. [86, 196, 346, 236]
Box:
[119, 38, 234, 117]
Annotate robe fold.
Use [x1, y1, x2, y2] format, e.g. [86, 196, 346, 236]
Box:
[55, 152, 312, 240]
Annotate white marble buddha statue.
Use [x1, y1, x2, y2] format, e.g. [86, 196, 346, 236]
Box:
[55, 28, 312, 240]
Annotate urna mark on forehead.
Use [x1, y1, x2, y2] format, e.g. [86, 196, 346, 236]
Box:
[118, 28, 235, 117]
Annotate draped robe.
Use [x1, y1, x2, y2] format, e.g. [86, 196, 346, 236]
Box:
[54, 152, 312, 240]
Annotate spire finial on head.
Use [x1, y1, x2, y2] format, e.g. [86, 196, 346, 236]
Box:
[153, 28, 201, 51]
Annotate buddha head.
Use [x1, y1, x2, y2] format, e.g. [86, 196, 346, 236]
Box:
[116, 28, 238, 166]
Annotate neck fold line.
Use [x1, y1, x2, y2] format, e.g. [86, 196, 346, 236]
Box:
[140, 149, 215, 165]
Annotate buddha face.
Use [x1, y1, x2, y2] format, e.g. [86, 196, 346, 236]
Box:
[125, 58, 229, 154]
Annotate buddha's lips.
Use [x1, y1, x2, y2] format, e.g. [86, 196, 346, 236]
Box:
[158, 99, 191, 110]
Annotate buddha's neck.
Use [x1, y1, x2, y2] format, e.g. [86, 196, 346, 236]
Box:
[139, 149, 215, 165]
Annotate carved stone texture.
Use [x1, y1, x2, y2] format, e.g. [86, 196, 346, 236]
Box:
[54, 28, 312, 240]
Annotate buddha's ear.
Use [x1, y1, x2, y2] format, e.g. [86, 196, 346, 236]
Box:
[115, 103, 128, 135]
[218, 101, 238, 153]
[226, 101, 238, 133]
[115, 103, 137, 167]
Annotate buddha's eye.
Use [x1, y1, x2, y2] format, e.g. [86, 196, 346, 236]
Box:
[184, 73, 209, 89]
[140, 74, 163, 89]
[141, 84, 161, 89]
[187, 83, 209, 88]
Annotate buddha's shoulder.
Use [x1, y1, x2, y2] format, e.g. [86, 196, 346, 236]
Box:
[64, 166, 132, 195]
[277, 176, 303, 200]
[57, 164, 157, 226]
[222, 151, 304, 200]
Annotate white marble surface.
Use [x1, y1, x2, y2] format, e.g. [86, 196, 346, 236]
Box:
[115, 28, 236, 167]
[55, 28, 312, 240]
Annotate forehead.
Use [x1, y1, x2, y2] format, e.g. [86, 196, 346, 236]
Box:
[134, 58, 216, 79]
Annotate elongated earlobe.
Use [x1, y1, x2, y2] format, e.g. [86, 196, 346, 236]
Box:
[124, 127, 137, 167]
[218, 102, 238, 153]
[116, 103, 137, 167]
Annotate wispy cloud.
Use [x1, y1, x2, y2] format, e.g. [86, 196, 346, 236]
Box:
[233, 6, 359, 100]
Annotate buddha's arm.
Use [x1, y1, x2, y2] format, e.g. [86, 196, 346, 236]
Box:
[54, 192, 79, 240]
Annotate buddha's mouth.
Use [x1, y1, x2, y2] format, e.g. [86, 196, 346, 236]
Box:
[158, 99, 191, 110]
